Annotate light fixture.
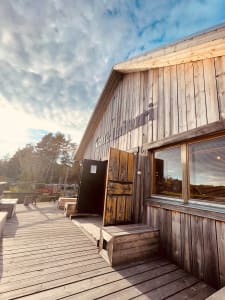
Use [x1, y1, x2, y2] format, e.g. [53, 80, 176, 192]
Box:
[216, 156, 221, 160]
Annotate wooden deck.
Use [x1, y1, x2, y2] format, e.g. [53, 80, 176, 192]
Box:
[72, 216, 102, 244]
[0, 203, 215, 300]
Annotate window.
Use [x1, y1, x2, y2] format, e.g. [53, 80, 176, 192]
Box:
[189, 136, 225, 204]
[153, 147, 182, 198]
[152, 134, 225, 205]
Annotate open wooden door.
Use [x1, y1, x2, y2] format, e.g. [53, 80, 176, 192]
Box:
[103, 148, 135, 226]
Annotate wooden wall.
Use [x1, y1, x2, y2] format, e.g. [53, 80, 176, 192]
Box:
[146, 203, 225, 289]
[83, 55, 225, 222]
[84, 55, 225, 161]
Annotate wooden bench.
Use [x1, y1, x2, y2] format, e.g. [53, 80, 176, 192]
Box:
[0, 211, 7, 237]
[64, 202, 77, 217]
[57, 197, 77, 210]
[99, 224, 159, 266]
[0, 198, 18, 218]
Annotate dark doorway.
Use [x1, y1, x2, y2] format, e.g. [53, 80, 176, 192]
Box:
[77, 159, 107, 215]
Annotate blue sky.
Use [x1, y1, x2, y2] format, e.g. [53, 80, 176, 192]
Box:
[0, 0, 225, 158]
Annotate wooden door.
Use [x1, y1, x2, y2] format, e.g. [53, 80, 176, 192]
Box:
[103, 148, 135, 226]
[77, 159, 107, 215]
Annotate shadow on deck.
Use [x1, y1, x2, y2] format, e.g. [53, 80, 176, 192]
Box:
[0, 203, 216, 299]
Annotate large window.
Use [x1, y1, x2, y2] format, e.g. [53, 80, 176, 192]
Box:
[152, 134, 225, 205]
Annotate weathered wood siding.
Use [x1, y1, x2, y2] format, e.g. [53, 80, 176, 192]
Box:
[81, 54, 225, 288]
[84, 55, 225, 160]
[146, 204, 225, 289]
[83, 55, 225, 220]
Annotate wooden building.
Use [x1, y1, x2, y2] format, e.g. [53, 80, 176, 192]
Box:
[74, 24, 225, 289]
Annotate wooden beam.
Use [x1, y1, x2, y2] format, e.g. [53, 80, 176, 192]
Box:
[143, 120, 225, 151]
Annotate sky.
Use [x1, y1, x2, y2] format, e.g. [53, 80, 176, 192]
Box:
[0, 0, 225, 159]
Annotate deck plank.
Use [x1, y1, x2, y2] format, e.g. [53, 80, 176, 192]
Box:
[0, 203, 215, 300]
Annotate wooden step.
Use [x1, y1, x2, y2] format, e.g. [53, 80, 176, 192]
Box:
[99, 224, 159, 266]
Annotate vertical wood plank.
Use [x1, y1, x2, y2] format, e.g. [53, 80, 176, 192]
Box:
[138, 153, 145, 222]
[166, 209, 172, 259]
[107, 148, 120, 181]
[119, 77, 126, 150]
[152, 206, 160, 228]
[170, 65, 179, 135]
[116, 196, 126, 224]
[143, 151, 151, 198]
[128, 74, 133, 150]
[127, 152, 134, 182]
[181, 213, 192, 273]
[132, 152, 138, 222]
[164, 66, 171, 138]
[203, 218, 220, 288]
[129, 74, 135, 149]
[216, 221, 225, 286]
[134, 152, 142, 223]
[115, 82, 122, 149]
[203, 58, 220, 123]
[185, 62, 197, 130]
[146, 205, 151, 226]
[147, 69, 154, 143]
[152, 68, 159, 141]
[215, 55, 225, 119]
[157, 67, 164, 140]
[172, 211, 181, 265]
[124, 76, 130, 150]
[124, 196, 132, 223]
[119, 151, 128, 181]
[142, 71, 149, 144]
[118, 81, 123, 149]
[159, 208, 167, 256]
[111, 93, 117, 149]
[193, 60, 207, 127]
[138, 72, 144, 146]
[160, 209, 172, 259]
[191, 215, 204, 280]
[105, 196, 117, 225]
[177, 63, 187, 133]
[134, 73, 141, 148]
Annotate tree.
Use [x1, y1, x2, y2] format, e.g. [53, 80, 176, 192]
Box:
[35, 132, 77, 184]
[1, 132, 78, 189]
[59, 142, 77, 192]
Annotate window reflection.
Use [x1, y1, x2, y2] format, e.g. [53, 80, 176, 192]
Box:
[154, 147, 182, 198]
[190, 136, 225, 204]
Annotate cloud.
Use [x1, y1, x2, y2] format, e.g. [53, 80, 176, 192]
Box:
[0, 0, 225, 158]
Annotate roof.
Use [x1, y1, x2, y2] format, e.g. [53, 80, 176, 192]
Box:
[75, 23, 225, 160]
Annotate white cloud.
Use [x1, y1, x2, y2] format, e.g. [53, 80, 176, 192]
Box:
[0, 0, 224, 158]
[0, 98, 86, 157]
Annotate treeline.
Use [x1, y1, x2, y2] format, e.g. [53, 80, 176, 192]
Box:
[0, 132, 79, 187]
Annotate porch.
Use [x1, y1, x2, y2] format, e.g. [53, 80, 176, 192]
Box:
[0, 203, 215, 299]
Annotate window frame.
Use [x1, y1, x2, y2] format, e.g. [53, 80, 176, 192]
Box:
[151, 132, 225, 206]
